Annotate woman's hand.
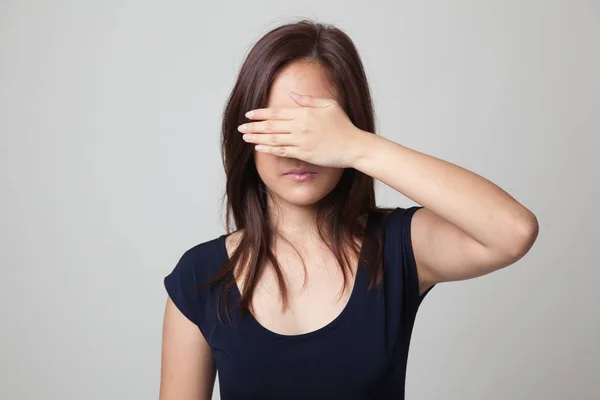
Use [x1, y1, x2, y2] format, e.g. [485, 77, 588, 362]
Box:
[238, 92, 366, 168]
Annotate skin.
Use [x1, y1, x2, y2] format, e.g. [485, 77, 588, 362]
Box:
[159, 60, 539, 399]
[252, 61, 346, 239]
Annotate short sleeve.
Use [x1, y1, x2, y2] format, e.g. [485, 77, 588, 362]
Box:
[384, 206, 435, 316]
[164, 249, 205, 330]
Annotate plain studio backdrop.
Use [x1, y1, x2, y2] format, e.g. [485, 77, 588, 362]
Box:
[1, 1, 599, 399]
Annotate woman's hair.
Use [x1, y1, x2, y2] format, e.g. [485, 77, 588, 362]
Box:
[203, 19, 393, 322]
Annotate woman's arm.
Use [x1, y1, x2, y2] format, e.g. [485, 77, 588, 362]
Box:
[352, 133, 539, 295]
[159, 296, 216, 400]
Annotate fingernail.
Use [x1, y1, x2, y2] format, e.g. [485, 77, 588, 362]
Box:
[245, 110, 254, 118]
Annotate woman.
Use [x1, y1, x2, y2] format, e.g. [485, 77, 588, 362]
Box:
[159, 20, 538, 399]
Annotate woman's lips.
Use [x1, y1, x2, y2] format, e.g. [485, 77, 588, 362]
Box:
[284, 172, 318, 182]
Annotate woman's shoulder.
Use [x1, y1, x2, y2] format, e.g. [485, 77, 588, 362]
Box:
[168, 232, 233, 284]
[164, 233, 232, 330]
[223, 229, 243, 259]
[182, 233, 226, 257]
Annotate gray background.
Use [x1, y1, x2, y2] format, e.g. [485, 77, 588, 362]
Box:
[1, 1, 599, 399]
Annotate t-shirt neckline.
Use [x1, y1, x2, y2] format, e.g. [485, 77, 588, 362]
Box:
[218, 211, 374, 341]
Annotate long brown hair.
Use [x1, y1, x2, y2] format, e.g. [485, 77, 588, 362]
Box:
[204, 19, 393, 322]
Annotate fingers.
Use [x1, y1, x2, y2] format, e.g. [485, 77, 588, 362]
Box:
[237, 111, 304, 159]
[238, 119, 293, 134]
[289, 92, 332, 108]
[242, 133, 297, 147]
[245, 107, 298, 120]
[254, 144, 297, 158]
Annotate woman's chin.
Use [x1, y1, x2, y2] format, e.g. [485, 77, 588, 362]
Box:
[277, 189, 330, 207]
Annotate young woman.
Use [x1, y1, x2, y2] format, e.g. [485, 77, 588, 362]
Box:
[159, 20, 538, 400]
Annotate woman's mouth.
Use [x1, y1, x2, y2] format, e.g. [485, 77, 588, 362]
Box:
[283, 169, 318, 182]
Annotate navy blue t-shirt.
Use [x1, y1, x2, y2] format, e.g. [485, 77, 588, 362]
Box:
[164, 206, 434, 399]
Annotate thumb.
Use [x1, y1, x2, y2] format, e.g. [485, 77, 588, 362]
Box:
[290, 92, 331, 108]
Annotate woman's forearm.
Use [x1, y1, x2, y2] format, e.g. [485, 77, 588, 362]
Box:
[350, 130, 538, 257]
